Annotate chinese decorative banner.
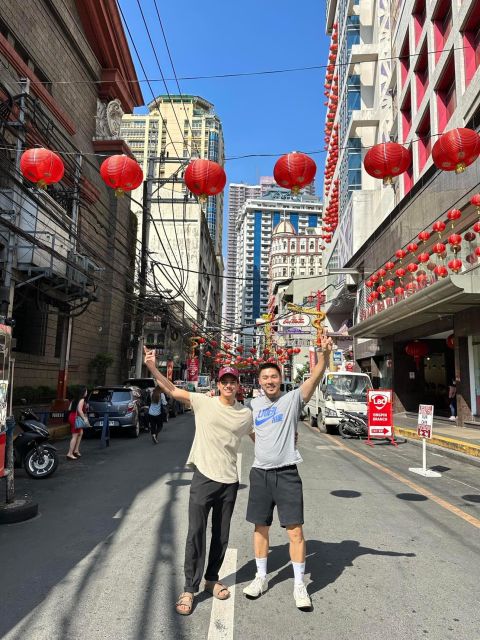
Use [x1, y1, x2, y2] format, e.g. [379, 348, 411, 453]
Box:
[186, 357, 199, 382]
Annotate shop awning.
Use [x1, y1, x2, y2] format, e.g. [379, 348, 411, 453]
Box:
[350, 271, 480, 338]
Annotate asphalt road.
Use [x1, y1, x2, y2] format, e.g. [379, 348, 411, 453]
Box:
[0, 412, 479, 640]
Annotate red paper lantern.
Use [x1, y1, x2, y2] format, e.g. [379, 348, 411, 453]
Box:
[418, 231, 431, 243]
[100, 154, 143, 195]
[396, 267, 406, 278]
[205, 351, 212, 357]
[407, 263, 418, 273]
[406, 281, 418, 292]
[20, 147, 65, 187]
[273, 152, 317, 193]
[395, 249, 407, 260]
[475, 247, 480, 257]
[464, 231, 476, 242]
[363, 142, 411, 184]
[184, 159, 226, 200]
[407, 242, 418, 253]
[405, 340, 428, 369]
[446, 334, 455, 349]
[447, 209, 462, 226]
[434, 265, 448, 278]
[474, 222, 480, 233]
[394, 286, 405, 296]
[377, 285, 387, 295]
[370, 291, 379, 300]
[432, 221, 446, 235]
[385, 279, 395, 289]
[432, 127, 480, 173]
[448, 258, 462, 273]
[377, 268, 387, 278]
[416, 273, 428, 284]
[417, 252, 430, 263]
[470, 193, 480, 212]
[385, 261, 395, 271]
[448, 234, 462, 250]
[432, 242, 446, 254]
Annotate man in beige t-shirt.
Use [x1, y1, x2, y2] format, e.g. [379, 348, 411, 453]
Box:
[144, 348, 253, 615]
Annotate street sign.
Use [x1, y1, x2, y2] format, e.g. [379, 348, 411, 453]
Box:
[333, 350, 343, 365]
[366, 389, 397, 446]
[410, 404, 441, 478]
[417, 404, 433, 439]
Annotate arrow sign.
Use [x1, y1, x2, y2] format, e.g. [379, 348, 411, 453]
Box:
[369, 426, 392, 436]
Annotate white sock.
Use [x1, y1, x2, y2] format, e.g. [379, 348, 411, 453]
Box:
[255, 557, 267, 578]
[292, 561, 305, 585]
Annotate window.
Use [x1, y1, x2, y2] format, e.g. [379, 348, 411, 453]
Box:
[432, 0, 452, 62]
[347, 15, 360, 56]
[400, 34, 410, 87]
[414, 43, 428, 109]
[413, 0, 426, 46]
[435, 53, 456, 133]
[416, 110, 431, 171]
[347, 75, 361, 115]
[462, 0, 480, 86]
[347, 138, 362, 191]
[309, 241, 315, 250]
[401, 91, 412, 141]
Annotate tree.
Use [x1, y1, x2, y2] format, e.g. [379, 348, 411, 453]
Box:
[88, 353, 114, 386]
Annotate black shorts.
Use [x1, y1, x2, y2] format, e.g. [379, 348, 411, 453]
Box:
[246, 465, 304, 528]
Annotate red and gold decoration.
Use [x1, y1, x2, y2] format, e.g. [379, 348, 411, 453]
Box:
[100, 154, 143, 196]
[432, 127, 480, 174]
[20, 147, 65, 188]
[184, 159, 226, 201]
[273, 152, 317, 193]
[363, 142, 411, 184]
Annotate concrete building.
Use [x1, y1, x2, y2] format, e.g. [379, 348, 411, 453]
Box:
[121, 95, 225, 256]
[0, 0, 142, 391]
[340, 0, 480, 425]
[234, 189, 322, 346]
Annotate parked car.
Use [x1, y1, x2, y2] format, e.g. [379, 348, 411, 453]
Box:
[87, 386, 142, 438]
[122, 377, 185, 418]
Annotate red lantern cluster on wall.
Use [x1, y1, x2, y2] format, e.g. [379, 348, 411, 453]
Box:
[273, 152, 317, 193]
[323, 22, 340, 239]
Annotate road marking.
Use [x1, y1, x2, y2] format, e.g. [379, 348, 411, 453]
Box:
[207, 547, 237, 640]
[237, 453, 242, 483]
[326, 435, 480, 530]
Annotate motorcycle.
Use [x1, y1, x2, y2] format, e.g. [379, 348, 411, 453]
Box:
[13, 409, 59, 478]
[338, 411, 368, 439]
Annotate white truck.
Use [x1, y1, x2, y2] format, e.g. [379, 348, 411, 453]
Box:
[306, 370, 373, 434]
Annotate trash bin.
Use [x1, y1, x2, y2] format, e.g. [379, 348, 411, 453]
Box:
[0, 423, 6, 478]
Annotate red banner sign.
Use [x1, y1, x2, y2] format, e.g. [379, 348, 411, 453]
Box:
[186, 357, 199, 382]
[366, 389, 397, 446]
[166, 360, 174, 381]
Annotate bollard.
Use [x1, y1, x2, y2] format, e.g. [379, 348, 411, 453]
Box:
[100, 412, 110, 448]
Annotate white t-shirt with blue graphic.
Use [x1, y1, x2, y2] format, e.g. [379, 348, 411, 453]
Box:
[251, 388, 304, 469]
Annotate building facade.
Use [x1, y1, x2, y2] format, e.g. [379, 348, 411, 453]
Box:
[121, 95, 225, 256]
[0, 0, 142, 392]
[341, 0, 480, 424]
[234, 190, 322, 346]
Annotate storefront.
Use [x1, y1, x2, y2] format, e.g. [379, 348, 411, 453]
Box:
[351, 272, 480, 425]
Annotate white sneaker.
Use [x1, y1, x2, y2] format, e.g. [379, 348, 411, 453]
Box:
[449, 416, 456, 421]
[243, 573, 268, 599]
[293, 583, 311, 609]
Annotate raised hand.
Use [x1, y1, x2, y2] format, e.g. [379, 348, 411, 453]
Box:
[144, 347, 156, 367]
[320, 334, 334, 353]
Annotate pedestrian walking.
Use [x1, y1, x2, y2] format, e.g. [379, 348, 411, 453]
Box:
[148, 386, 166, 444]
[67, 387, 89, 460]
[448, 379, 457, 421]
[243, 334, 333, 610]
[144, 347, 253, 616]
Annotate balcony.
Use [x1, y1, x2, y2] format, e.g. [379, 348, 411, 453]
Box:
[348, 44, 378, 71]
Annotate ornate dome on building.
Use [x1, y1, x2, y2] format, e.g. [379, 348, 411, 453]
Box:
[272, 220, 296, 236]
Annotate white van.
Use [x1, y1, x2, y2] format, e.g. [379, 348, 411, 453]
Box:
[306, 371, 372, 434]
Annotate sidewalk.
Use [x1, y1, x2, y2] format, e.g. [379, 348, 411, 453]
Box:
[394, 412, 480, 462]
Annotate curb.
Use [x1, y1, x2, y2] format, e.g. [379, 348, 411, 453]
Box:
[394, 426, 480, 468]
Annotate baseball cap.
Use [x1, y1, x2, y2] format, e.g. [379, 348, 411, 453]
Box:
[218, 366, 239, 381]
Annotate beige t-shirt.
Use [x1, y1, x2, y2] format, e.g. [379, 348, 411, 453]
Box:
[187, 393, 253, 483]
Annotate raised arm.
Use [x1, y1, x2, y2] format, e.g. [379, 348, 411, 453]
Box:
[300, 334, 333, 403]
[143, 347, 191, 405]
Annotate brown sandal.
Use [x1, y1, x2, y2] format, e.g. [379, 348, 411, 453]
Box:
[175, 592, 194, 616]
[204, 581, 230, 600]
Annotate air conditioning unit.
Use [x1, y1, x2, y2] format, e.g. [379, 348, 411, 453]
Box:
[66, 251, 97, 286]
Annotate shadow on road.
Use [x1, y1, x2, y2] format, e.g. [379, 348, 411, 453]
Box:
[233, 540, 415, 596]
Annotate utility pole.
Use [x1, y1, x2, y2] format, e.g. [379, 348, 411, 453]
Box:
[135, 156, 154, 376]
[198, 279, 212, 375]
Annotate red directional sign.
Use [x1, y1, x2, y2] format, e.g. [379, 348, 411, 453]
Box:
[366, 389, 397, 446]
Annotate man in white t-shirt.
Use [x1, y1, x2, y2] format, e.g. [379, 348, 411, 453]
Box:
[144, 348, 253, 616]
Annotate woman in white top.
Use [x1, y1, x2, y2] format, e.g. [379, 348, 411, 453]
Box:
[148, 386, 167, 444]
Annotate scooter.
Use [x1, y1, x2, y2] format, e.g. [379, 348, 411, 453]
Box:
[14, 409, 59, 478]
[338, 411, 368, 439]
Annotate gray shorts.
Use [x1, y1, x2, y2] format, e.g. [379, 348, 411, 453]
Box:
[246, 465, 304, 528]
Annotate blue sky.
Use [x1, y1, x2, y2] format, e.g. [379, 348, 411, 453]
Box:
[119, 0, 329, 252]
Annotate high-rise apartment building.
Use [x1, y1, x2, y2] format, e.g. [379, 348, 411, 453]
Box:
[234, 190, 322, 346]
[121, 95, 225, 255]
